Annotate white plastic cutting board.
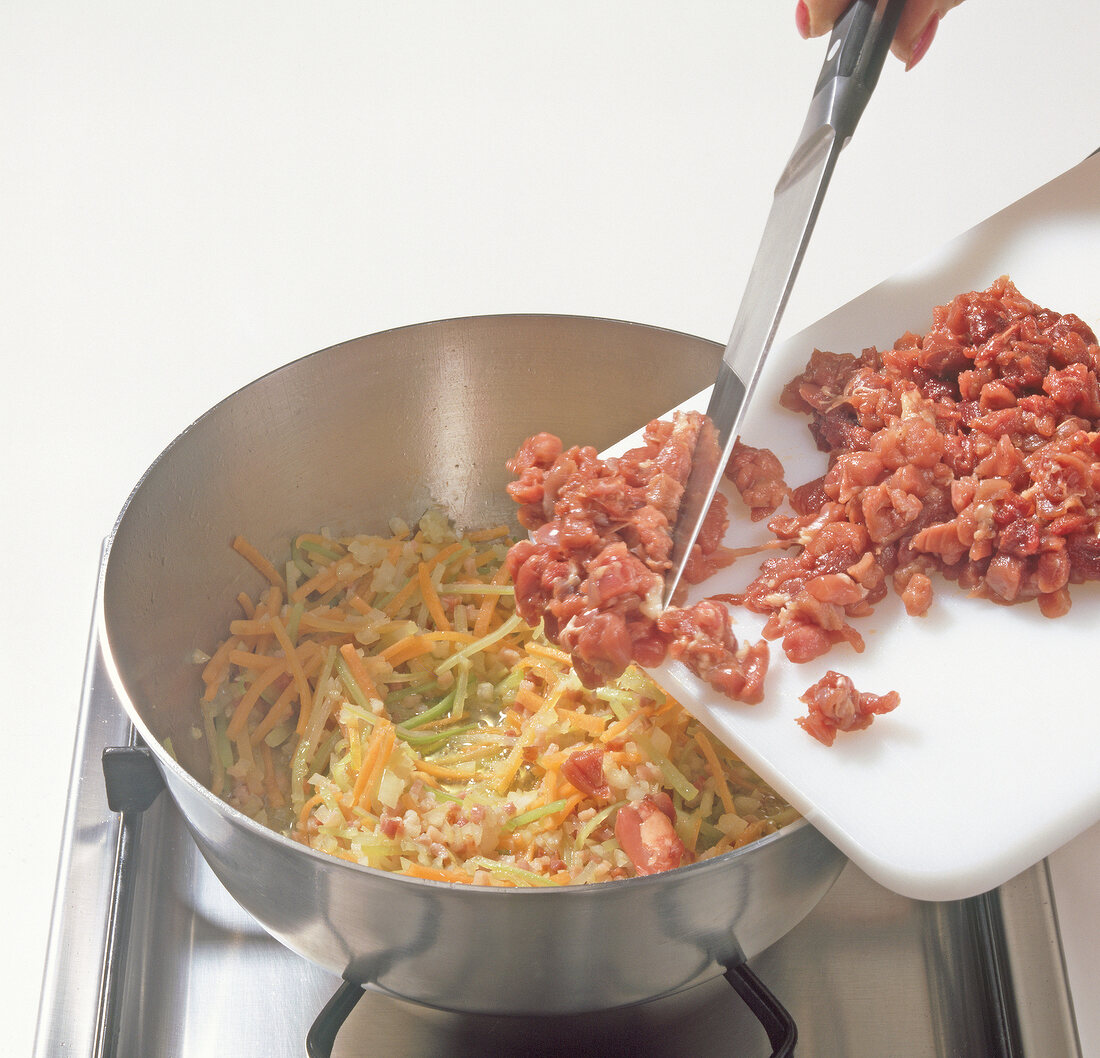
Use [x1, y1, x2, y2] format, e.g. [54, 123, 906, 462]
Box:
[619, 153, 1100, 902]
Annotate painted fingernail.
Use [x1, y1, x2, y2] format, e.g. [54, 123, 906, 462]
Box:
[795, 0, 811, 40]
[906, 13, 939, 71]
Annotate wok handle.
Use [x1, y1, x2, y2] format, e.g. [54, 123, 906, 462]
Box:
[97, 740, 165, 1058]
[306, 979, 364, 1058]
[725, 961, 798, 1058]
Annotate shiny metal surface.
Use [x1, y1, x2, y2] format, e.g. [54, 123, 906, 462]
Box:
[665, 0, 905, 605]
[36, 628, 1081, 1055]
[97, 314, 847, 1014]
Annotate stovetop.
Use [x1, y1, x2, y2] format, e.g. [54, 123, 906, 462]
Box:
[35, 606, 1083, 1057]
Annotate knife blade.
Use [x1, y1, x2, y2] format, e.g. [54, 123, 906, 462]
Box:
[662, 0, 906, 609]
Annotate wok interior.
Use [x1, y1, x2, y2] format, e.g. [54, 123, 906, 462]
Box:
[103, 315, 722, 787]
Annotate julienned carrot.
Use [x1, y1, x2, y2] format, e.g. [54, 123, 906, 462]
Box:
[733, 818, 772, 849]
[258, 585, 283, 618]
[463, 524, 510, 543]
[381, 630, 480, 670]
[250, 679, 298, 745]
[555, 707, 606, 738]
[423, 539, 466, 571]
[381, 574, 420, 618]
[473, 562, 511, 637]
[226, 658, 288, 739]
[338, 642, 383, 704]
[525, 641, 571, 666]
[268, 612, 312, 709]
[513, 684, 549, 713]
[232, 535, 285, 590]
[295, 791, 325, 834]
[361, 723, 396, 808]
[201, 636, 238, 702]
[346, 592, 375, 614]
[377, 635, 431, 667]
[352, 721, 386, 805]
[417, 562, 452, 632]
[228, 648, 281, 670]
[694, 728, 737, 816]
[600, 706, 646, 744]
[291, 563, 340, 603]
[546, 792, 585, 829]
[414, 758, 478, 782]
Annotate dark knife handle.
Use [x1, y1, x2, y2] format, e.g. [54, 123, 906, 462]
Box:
[813, 0, 908, 144]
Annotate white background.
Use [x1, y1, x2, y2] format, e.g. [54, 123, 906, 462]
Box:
[4, 2, 1098, 1054]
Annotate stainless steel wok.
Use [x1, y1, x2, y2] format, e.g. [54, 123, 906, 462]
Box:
[99, 314, 846, 1022]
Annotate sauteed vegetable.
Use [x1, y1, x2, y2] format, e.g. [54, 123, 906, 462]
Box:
[193, 510, 797, 885]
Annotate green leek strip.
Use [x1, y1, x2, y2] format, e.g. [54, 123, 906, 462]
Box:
[503, 797, 570, 831]
[285, 600, 304, 645]
[435, 613, 525, 675]
[212, 715, 234, 770]
[384, 672, 438, 694]
[595, 686, 639, 719]
[493, 668, 524, 701]
[264, 723, 292, 748]
[299, 539, 342, 561]
[397, 721, 478, 748]
[340, 698, 383, 727]
[162, 737, 177, 762]
[427, 786, 464, 805]
[399, 689, 457, 729]
[451, 660, 471, 719]
[466, 856, 562, 887]
[574, 800, 626, 848]
[290, 540, 317, 579]
[200, 700, 225, 795]
[292, 646, 339, 807]
[310, 728, 342, 776]
[634, 732, 699, 803]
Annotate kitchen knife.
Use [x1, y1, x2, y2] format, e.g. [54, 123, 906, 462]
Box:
[663, 0, 907, 608]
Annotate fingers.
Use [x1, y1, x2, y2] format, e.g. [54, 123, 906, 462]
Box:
[796, 0, 965, 69]
[796, 0, 851, 39]
[889, 0, 964, 68]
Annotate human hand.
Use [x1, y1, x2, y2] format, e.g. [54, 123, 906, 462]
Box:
[795, 0, 965, 70]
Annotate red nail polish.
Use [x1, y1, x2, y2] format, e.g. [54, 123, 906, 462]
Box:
[906, 13, 939, 71]
[795, 0, 810, 40]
